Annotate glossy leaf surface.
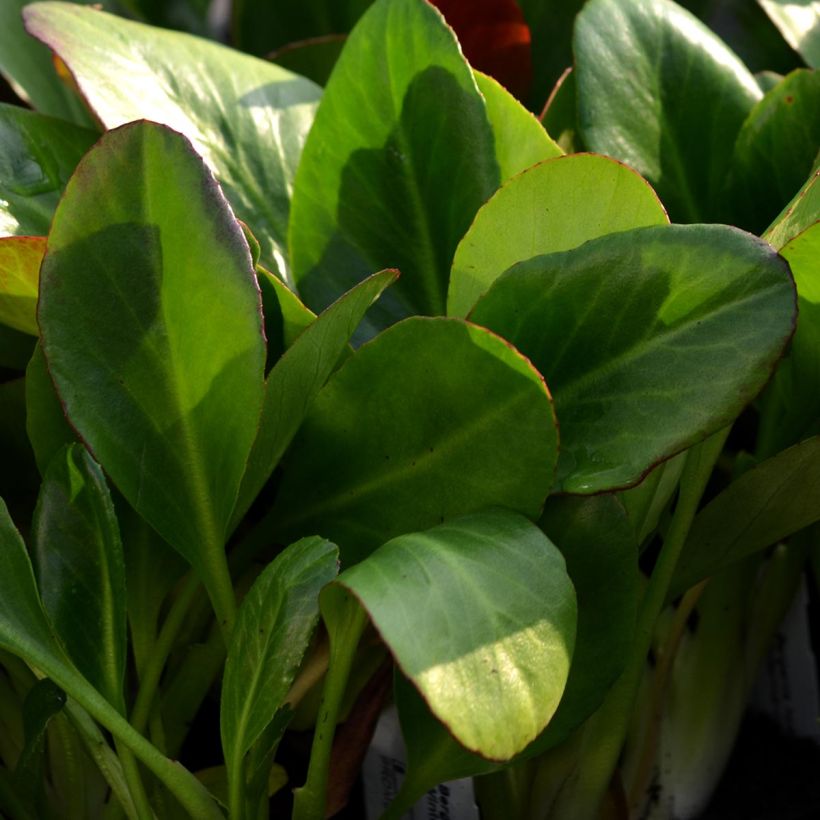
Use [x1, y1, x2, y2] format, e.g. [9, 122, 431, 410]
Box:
[25, 1, 321, 281]
[729, 69, 820, 233]
[575, 0, 761, 223]
[672, 436, 820, 597]
[38, 122, 266, 601]
[764, 166, 820, 249]
[289, 0, 499, 327]
[470, 225, 796, 493]
[531, 495, 638, 751]
[272, 317, 558, 565]
[474, 71, 561, 184]
[222, 537, 338, 784]
[337, 510, 577, 760]
[0, 104, 96, 238]
[33, 444, 126, 708]
[759, 0, 820, 67]
[448, 154, 668, 317]
[233, 269, 398, 528]
[0, 237, 45, 335]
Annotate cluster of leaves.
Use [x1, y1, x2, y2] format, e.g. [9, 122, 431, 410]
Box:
[0, 0, 817, 819]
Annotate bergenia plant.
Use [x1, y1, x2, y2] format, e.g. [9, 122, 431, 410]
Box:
[0, 0, 817, 819]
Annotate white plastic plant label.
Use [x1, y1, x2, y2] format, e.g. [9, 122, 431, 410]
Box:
[362, 706, 480, 820]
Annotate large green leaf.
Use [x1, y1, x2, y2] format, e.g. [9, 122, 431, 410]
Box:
[671, 436, 820, 597]
[0, 237, 45, 336]
[758, 220, 820, 453]
[0, 0, 99, 122]
[759, 0, 820, 67]
[469, 224, 796, 493]
[221, 537, 338, 803]
[338, 510, 576, 760]
[288, 0, 499, 329]
[474, 71, 562, 184]
[728, 68, 820, 233]
[0, 104, 96, 238]
[447, 153, 668, 318]
[531, 495, 638, 751]
[232, 269, 398, 528]
[32, 444, 126, 709]
[574, 0, 761, 223]
[37, 121, 266, 622]
[232, 0, 372, 56]
[24, 1, 321, 282]
[271, 317, 558, 565]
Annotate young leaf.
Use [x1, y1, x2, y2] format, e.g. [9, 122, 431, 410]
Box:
[38, 121, 266, 629]
[448, 153, 668, 317]
[257, 266, 316, 369]
[288, 0, 499, 327]
[764, 166, 819, 250]
[672, 436, 820, 598]
[232, 269, 399, 528]
[728, 68, 820, 233]
[474, 70, 561, 185]
[221, 537, 339, 809]
[758, 0, 820, 67]
[0, 104, 96, 238]
[24, 1, 321, 282]
[271, 317, 558, 565]
[33, 444, 127, 710]
[335, 510, 577, 761]
[469, 224, 797, 493]
[0, 237, 45, 336]
[574, 0, 761, 223]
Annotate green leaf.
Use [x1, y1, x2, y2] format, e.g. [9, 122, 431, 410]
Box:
[221, 537, 338, 801]
[474, 70, 561, 184]
[0, 237, 45, 335]
[671, 436, 820, 597]
[764, 166, 820, 250]
[336, 510, 577, 760]
[759, 0, 820, 67]
[232, 269, 398, 528]
[0, 0, 99, 122]
[758, 221, 820, 453]
[0, 496, 68, 673]
[728, 68, 820, 233]
[469, 224, 797, 493]
[0, 379, 39, 522]
[257, 265, 316, 370]
[288, 0, 499, 328]
[447, 153, 668, 318]
[232, 0, 371, 56]
[37, 121, 266, 626]
[33, 444, 126, 709]
[0, 104, 96, 238]
[574, 0, 761, 223]
[24, 1, 322, 282]
[529, 495, 638, 752]
[390, 672, 497, 817]
[25, 344, 75, 476]
[271, 317, 558, 565]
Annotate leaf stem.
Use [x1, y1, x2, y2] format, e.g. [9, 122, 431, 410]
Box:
[550, 427, 730, 819]
[114, 739, 154, 820]
[130, 572, 202, 735]
[292, 595, 367, 820]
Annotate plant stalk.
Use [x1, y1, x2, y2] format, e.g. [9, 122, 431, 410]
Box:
[550, 427, 730, 819]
